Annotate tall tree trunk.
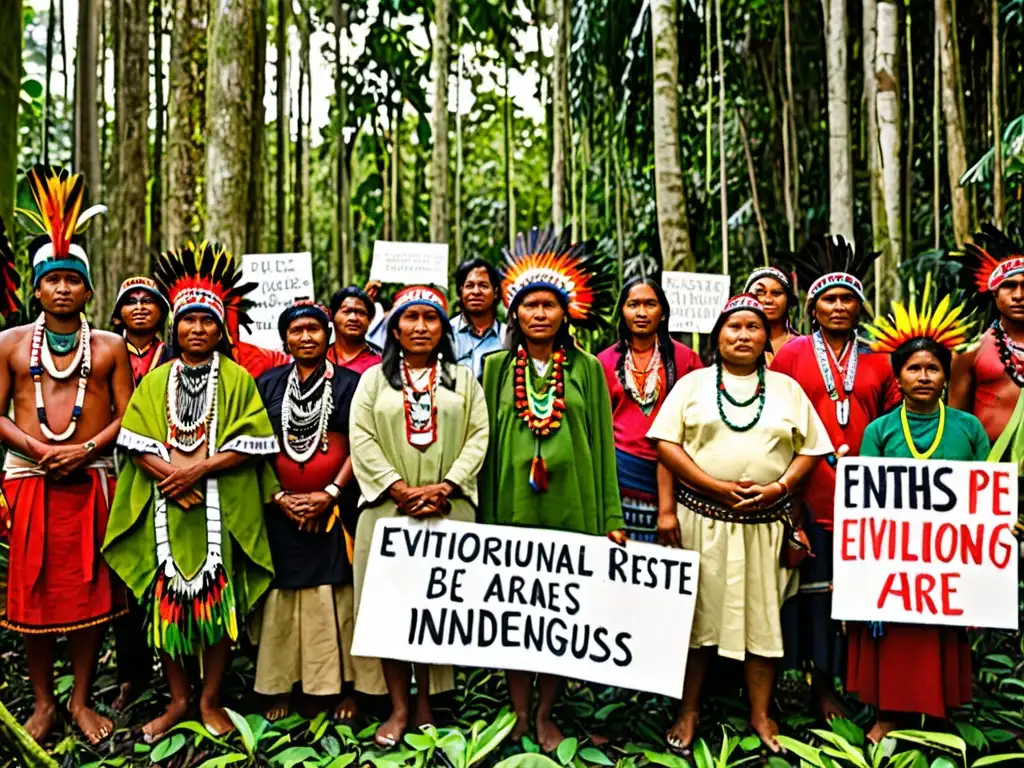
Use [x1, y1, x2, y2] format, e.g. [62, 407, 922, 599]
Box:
[75, 0, 106, 310]
[206, 0, 260, 258]
[716, 0, 727, 274]
[936, 0, 970, 246]
[151, 0, 165, 255]
[428, 0, 450, 246]
[932, 13, 941, 248]
[165, 0, 206, 247]
[248, 0, 267, 253]
[550, 0, 567, 230]
[44, 0, 56, 164]
[332, 0, 351, 285]
[823, 0, 853, 238]
[0, 0, 21, 229]
[60, 0, 68, 103]
[391, 98, 401, 240]
[651, 0, 695, 271]
[114, 0, 151, 282]
[504, 51, 515, 248]
[863, 0, 885, 256]
[454, 40, 463, 266]
[782, 0, 796, 250]
[875, 0, 902, 305]
[293, 0, 309, 251]
[992, 0, 1003, 228]
[275, 0, 288, 251]
[904, 0, 914, 254]
[738, 113, 768, 265]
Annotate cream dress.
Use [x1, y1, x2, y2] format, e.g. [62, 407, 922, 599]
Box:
[647, 366, 832, 661]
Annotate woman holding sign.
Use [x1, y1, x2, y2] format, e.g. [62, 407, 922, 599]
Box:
[853, 290, 985, 742]
[349, 285, 489, 748]
[648, 294, 833, 754]
[480, 227, 625, 753]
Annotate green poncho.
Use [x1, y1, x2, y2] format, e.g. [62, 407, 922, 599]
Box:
[102, 355, 279, 658]
[861, 404, 990, 461]
[479, 345, 623, 535]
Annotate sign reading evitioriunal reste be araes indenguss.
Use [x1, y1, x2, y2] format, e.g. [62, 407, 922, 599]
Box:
[833, 457, 1019, 630]
[352, 518, 700, 697]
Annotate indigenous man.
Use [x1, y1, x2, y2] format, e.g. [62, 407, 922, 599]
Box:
[112, 276, 171, 386]
[327, 285, 381, 373]
[949, 225, 1024, 447]
[103, 242, 278, 740]
[0, 166, 134, 744]
[769, 236, 901, 720]
[451, 258, 505, 378]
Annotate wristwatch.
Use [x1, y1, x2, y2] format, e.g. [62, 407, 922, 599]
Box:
[324, 483, 341, 500]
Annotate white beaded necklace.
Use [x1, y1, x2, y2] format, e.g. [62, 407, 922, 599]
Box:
[281, 364, 333, 463]
[166, 353, 220, 453]
[30, 313, 91, 442]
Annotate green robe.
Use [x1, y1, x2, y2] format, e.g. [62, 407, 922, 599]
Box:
[102, 355, 279, 657]
[860, 404, 990, 462]
[479, 345, 623, 535]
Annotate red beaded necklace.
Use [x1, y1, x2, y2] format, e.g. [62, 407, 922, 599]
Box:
[513, 346, 566, 437]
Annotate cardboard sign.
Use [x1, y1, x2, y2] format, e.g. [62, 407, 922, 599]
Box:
[352, 517, 700, 697]
[832, 457, 1019, 630]
[240, 252, 315, 348]
[369, 241, 449, 288]
[662, 272, 731, 333]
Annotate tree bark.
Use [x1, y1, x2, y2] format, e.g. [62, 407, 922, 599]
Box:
[716, 0, 727, 275]
[875, 0, 902, 305]
[651, 0, 695, 272]
[782, 0, 796, 250]
[936, 0, 970, 246]
[454, 41, 463, 266]
[823, 0, 854, 238]
[738, 113, 768, 265]
[332, 0, 351, 285]
[206, 0, 260, 258]
[294, 0, 309, 252]
[504, 51, 515, 248]
[44, 0, 56, 164]
[992, 0, 1003, 228]
[75, 0, 106, 311]
[0, 0, 21, 229]
[550, 0, 567, 230]
[863, 0, 885, 256]
[151, 0, 165, 255]
[932, 13, 940, 248]
[428, 0, 450, 246]
[275, 0, 288, 252]
[247, 0, 267, 254]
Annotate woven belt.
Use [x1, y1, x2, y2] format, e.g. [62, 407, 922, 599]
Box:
[675, 483, 794, 526]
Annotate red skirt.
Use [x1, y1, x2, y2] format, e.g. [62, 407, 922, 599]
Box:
[0, 469, 125, 634]
[847, 623, 972, 718]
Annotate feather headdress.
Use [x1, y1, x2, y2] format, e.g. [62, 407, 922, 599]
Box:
[788, 235, 878, 309]
[153, 241, 257, 343]
[18, 165, 106, 288]
[957, 224, 1024, 310]
[0, 219, 23, 321]
[501, 227, 614, 329]
[862, 278, 974, 354]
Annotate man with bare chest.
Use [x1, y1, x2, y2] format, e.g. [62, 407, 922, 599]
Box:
[949, 226, 1024, 451]
[0, 166, 133, 744]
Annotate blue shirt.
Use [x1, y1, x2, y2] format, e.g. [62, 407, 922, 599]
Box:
[451, 314, 506, 379]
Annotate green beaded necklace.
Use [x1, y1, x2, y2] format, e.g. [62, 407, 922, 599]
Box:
[45, 328, 80, 355]
[716, 363, 766, 432]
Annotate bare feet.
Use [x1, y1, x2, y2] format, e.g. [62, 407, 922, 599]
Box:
[536, 714, 563, 753]
[816, 687, 847, 723]
[510, 710, 530, 742]
[665, 711, 698, 754]
[69, 702, 113, 745]
[867, 718, 897, 745]
[265, 696, 290, 722]
[375, 709, 408, 748]
[112, 681, 139, 713]
[750, 714, 782, 753]
[142, 698, 189, 743]
[334, 697, 357, 723]
[413, 695, 434, 729]
[23, 700, 58, 744]
[200, 705, 235, 737]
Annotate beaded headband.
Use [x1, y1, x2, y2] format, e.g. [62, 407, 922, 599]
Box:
[392, 285, 449, 319]
[743, 267, 791, 293]
[958, 226, 1024, 303]
[173, 287, 226, 325]
[278, 298, 332, 340]
[114, 276, 170, 312]
[720, 294, 765, 316]
[807, 272, 865, 303]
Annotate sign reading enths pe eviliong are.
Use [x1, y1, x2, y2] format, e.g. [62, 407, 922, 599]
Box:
[832, 457, 1019, 630]
[352, 518, 701, 697]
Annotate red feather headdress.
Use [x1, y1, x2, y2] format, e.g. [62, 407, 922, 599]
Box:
[0, 218, 23, 322]
[958, 225, 1024, 308]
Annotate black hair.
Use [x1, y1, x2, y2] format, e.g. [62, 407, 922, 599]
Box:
[455, 258, 502, 297]
[110, 289, 169, 328]
[504, 284, 574, 354]
[278, 305, 332, 343]
[329, 285, 376, 321]
[167, 311, 234, 360]
[891, 337, 952, 381]
[613, 277, 679, 392]
[710, 306, 769, 368]
[380, 303, 458, 391]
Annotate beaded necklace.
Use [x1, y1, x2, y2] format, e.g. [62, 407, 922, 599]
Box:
[30, 314, 91, 442]
[715, 363, 766, 432]
[281, 363, 333, 463]
[402, 358, 439, 448]
[992, 320, 1024, 388]
[900, 401, 945, 460]
[812, 330, 858, 427]
[166, 354, 220, 453]
[513, 346, 566, 493]
[45, 328, 79, 355]
[624, 344, 662, 414]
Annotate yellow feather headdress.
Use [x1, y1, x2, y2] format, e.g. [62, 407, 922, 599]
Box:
[861, 278, 975, 354]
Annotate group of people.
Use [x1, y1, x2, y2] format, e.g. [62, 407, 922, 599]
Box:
[1, 165, 1022, 757]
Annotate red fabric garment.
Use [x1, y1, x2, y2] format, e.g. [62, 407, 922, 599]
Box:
[272, 431, 346, 492]
[234, 340, 291, 380]
[597, 340, 703, 462]
[847, 624, 972, 717]
[128, 342, 165, 386]
[0, 469, 124, 633]
[327, 344, 381, 375]
[770, 335, 901, 529]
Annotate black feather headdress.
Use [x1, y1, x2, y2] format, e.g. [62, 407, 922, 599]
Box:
[787, 235, 878, 309]
[955, 224, 1024, 314]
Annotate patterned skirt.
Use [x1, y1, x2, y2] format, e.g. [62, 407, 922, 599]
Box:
[616, 450, 659, 543]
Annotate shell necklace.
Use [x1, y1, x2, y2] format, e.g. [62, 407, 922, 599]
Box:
[281, 363, 334, 463]
[30, 313, 91, 442]
[166, 353, 220, 453]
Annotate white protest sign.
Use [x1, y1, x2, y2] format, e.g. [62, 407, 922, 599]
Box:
[662, 272, 731, 333]
[240, 252, 315, 348]
[352, 517, 700, 697]
[832, 457, 1019, 630]
[370, 241, 449, 288]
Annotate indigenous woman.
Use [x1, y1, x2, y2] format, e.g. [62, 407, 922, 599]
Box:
[852, 289, 983, 742]
[254, 299, 383, 722]
[328, 286, 382, 374]
[103, 243, 279, 740]
[480, 228, 625, 753]
[349, 285, 489, 747]
[648, 294, 833, 754]
[744, 265, 798, 364]
[597, 278, 702, 542]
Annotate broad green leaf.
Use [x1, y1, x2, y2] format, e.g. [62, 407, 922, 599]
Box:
[953, 721, 988, 751]
[831, 719, 866, 748]
[21, 79, 43, 100]
[774, 735, 824, 767]
[639, 750, 689, 768]
[738, 735, 762, 752]
[973, 755, 1024, 768]
[693, 738, 713, 768]
[405, 732, 436, 751]
[493, 756, 562, 768]
[523, 735, 542, 754]
[270, 745, 320, 768]
[930, 758, 958, 768]
[134, 743, 152, 754]
[269, 733, 292, 752]
[323, 756, 357, 768]
[150, 733, 186, 763]
[557, 736, 579, 766]
[766, 759, 791, 768]
[170, 720, 230, 748]
[594, 703, 625, 722]
[246, 713, 271, 745]
[275, 713, 306, 732]
[321, 734, 341, 756]
[579, 747, 615, 766]
[467, 710, 518, 766]
[888, 750, 927, 768]
[983, 729, 1016, 743]
[226, 708, 256, 755]
[889, 730, 966, 764]
[196, 756, 247, 768]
